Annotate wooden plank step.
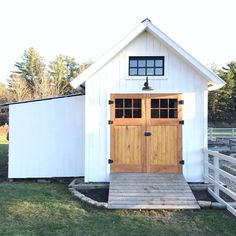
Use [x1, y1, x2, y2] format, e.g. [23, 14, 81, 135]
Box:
[110, 182, 189, 185]
[110, 187, 191, 191]
[108, 204, 200, 209]
[109, 196, 196, 201]
[109, 201, 198, 205]
[109, 189, 193, 193]
[109, 193, 194, 198]
[108, 173, 200, 210]
[111, 177, 185, 181]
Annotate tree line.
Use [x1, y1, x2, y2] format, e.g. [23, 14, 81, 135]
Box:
[0, 48, 236, 126]
[0, 47, 90, 124]
[208, 61, 236, 126]
[0, 47, 90, 104]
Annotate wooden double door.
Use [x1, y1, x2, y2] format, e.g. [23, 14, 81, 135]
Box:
[110, 94, 182, 173]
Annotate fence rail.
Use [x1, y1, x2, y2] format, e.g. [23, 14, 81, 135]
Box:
[208, 128, 236, 139]
[203, 148, 236, 216]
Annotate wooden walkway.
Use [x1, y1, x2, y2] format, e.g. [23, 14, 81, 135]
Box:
[108, 173, 200, 209]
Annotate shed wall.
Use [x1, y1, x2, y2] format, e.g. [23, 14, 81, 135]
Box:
[8, 96, 85, 178]
[85, 31, 208, 182]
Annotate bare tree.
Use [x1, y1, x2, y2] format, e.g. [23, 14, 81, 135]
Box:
[8, 72, 32, 101]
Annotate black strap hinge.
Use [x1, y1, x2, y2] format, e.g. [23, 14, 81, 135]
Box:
[108, 100, 114, 105]
[179, 120, 184, 125]
[179, 160, 184, 165]
[108, 159, 113, 164]
[179, 100, 184, 105]
[108, 120, 113, 125]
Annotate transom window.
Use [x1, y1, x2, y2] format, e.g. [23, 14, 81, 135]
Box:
[151, 98, 178, 118]
[115, 99, 142, 118]
[129, 56, 164, 76]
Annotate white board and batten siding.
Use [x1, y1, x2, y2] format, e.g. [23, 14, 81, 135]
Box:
[85, 31, 208, 182]
[9, 96, 85, 178]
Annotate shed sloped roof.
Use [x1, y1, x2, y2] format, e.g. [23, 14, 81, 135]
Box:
[71, 19, 225, 90]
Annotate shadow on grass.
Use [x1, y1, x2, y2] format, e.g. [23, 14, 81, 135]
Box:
[0, 143, 8, 180]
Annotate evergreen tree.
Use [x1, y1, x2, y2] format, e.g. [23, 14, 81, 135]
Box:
[208, 61, 236, 125]
[48, 55, 80, 96]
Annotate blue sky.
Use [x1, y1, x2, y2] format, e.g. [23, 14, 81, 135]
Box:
[0, 0, 235, 83]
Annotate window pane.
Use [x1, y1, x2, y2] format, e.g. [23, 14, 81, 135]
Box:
[160, 99, 168, 108]
[130, 68, 137, 76]
[133, 99, 141, 108]
[160, 109, 168, 118]
[155, 59, 163, 67]
[115, 109, 123, 118]
[138, 60, 145, 67]
[147, 60, 154, 67]
[151, 109, 159, 118]
[115, 99, 123, 108]
[151, 99, 159, 108]
[133, 109, 141, 118]
[129, 57, 164, 77]
[169, 99, 178, 108]
[169, 109, 177, 118]
[129, 60, 137, 67]
[138, 68, 145, 75]
[125, 99, 132, 108]
[125, 109, 132, 118]
[147, 68, 154, 76]
[155, 68, 163, 75]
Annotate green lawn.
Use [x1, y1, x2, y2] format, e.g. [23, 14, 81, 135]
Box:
[0, 134, 8, 166]
[0, 134, 235, 235]
[0, 182, 235, 236]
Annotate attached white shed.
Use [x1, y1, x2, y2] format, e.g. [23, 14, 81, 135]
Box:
[7, 19, 225, 182]
[8, 95, 85, 178]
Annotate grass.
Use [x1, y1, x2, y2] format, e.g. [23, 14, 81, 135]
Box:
[0, 134, 235, 235]
[0, 134, 8, 166]
[0, 182, 235, 236]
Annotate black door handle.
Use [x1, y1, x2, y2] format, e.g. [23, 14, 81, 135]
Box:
[144, 131, 151, 136]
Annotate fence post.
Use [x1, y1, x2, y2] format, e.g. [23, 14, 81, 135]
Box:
[204, 151, 209, 183]
[209, 128, 213, 140]
[214, 155, 220, 196]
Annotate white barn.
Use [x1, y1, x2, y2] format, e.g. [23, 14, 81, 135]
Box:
[8, 19, 225, 182]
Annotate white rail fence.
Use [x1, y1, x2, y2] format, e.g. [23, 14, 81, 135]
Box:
[208, 128, 236, 140]
[203, 149, 236, 216]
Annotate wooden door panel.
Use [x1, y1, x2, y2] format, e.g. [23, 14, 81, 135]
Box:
[110, 93, 182, 173]
[149, 125, 179, 172]
[111, 125, 143, 172]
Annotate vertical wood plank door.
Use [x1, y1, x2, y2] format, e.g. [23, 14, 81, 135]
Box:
[110, 94, 146, 172]
[110, 94, 182, 173]
[147, 94, 182, 173]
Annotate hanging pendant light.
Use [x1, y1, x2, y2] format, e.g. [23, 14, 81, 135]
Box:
[142, 77, 154, 90]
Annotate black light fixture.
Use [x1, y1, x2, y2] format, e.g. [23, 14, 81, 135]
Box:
[142, 77, 154, 91]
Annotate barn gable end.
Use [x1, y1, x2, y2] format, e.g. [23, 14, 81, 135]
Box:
[83, 27, 212, 182]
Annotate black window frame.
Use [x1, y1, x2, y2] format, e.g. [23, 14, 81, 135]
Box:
[129, 56, 165, 76]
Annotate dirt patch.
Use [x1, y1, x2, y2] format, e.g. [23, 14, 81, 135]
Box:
[192, 189, 216, 202]
[79, 188, 109, 202]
